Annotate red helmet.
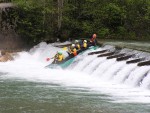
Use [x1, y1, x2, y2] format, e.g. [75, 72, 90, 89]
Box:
[93, 34, 97, 38]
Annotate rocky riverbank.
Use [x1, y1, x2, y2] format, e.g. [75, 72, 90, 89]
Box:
[0, 50, 18, 62]
[0, 51, 14, 62]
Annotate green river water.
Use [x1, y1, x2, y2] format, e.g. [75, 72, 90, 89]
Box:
[0, 78, 150, 113]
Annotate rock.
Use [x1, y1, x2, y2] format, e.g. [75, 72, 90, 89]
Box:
[0, 51, 14, 62]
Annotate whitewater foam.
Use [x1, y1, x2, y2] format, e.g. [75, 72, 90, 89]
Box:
[1, 42, 150, 103]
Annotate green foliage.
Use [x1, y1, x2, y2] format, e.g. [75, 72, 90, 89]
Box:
[12, 0, 150, 44]
[16, 7, 43, 44]
[101, 3, 126, 31]
[12, 0, 58, 44]
[97, 28, 109, 38]
[82, 21, 93, 35]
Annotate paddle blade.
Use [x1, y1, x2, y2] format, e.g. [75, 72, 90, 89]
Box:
[46, 58, 50, 61]
[62, 47, 67, 50]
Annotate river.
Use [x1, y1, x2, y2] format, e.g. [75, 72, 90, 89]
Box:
[0, 42, 150, 113]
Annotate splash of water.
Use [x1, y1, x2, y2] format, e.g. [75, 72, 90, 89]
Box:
[1, 42, 150, 103]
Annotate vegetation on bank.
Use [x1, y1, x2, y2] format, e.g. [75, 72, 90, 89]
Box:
[12, 0, 150, 44]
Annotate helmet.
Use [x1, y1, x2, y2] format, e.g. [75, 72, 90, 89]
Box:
[83, 40, 87, 43]
[71, 44, 75, 47]
[93, 34, 97, 38]
[75, 40, 79, 43]
[58, 51, 62, 55]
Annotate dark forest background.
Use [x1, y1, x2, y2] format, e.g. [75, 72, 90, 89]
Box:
[8, 0, 150, 45]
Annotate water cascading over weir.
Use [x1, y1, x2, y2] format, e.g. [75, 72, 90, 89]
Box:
[0, 1, 25, 51]
[67, 44, 150, 89]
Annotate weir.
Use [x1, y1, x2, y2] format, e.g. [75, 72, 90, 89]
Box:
[126, 58, 144, 64]
[67, 44, 150, 89]
[116, 55, 133, 61]
[138, 60, 150, 66]
[107, 53, 125, 59]
[97, 52, 115, 57]
[88, 50, 107, 55]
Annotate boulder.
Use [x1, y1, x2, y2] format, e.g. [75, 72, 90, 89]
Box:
[0, 51, 14, 62]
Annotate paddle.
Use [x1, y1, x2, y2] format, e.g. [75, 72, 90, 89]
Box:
[46, 57, 50, 61]
[46, 57, 54, 61]
[46, 51, 60, 62]
[62, 47, 68, 50]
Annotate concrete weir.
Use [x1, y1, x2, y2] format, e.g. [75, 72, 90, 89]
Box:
[91, 44, 150, 67]
[116, 55, 133, 61]
[107, 53, 125, 59]
[97, 52, 115, 57]
[137, 61, 150, 66]
[88, 50, 107, 55]
[126, 58, 144, 64]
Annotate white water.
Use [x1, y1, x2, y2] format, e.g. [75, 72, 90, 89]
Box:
[0, 42, 150, 103]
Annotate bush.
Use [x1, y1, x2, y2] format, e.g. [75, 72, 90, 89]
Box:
[97, 28, 109, 38]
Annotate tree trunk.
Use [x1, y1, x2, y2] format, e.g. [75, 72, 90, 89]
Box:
[43, 0, 46, 33]
[0, 9, 2, 32]
[57, 0, 63, 31]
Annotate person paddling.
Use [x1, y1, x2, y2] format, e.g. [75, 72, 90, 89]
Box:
[52, 51, 64, 64]
[89, 33, 97, 46]
[75, 40, 81, 50]
[82, 40, 88, 50]
[68, 44, 77, 57]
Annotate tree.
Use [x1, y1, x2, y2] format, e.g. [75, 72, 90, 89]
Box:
[11, 0, 150, 44]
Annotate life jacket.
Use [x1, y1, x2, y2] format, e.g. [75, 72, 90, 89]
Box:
[54, 54, 58, 58]
[83, 42, 87, 48]
[90, 37, 94, 42]
[71, 48, 77, 56]
[90, 37, 96, 42]
[76, 44, 80, 50]
[57, 54, 64, 61]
